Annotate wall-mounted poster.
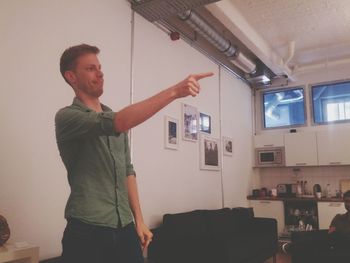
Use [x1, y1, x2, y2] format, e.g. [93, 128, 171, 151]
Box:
[164, 116, 179, 150]
[199, 112, 211, 134]
[200, 135, 221, 170]
[182, 103, 199, 141]
[222, 136, 233, 156]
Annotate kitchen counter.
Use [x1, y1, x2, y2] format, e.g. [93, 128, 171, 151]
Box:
[247, 195, 343, 202]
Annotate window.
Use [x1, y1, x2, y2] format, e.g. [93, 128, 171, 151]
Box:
[263, 87, 305, 128]
[312, 81, 350, 124]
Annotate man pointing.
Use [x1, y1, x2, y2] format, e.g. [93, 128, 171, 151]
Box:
[55, 43, 213, 263]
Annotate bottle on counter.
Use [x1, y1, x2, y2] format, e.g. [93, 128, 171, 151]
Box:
[335, 190, 341, 199]
[300, 181, 304, 196]
[326, 184, 332, 198]
[297, 181, 302, 196]
[313, 184, 322, 197]
[304, 181, 308, 195]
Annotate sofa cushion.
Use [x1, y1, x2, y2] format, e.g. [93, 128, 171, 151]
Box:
[162, 210, 207, 239]
[164, 236, 217, 263]
[230, 207, 254, 233]
[204, 208, 233, 237]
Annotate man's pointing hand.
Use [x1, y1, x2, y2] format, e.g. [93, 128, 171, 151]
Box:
[173, 72, 214, 98]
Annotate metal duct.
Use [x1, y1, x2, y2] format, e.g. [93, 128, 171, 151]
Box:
[178, 10, 256, 74]
[129, 0, 220, 22]
[230, 52, 257, 74]
[178, 10, 236, 57]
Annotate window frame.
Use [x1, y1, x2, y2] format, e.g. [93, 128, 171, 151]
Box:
[310, 79, 350, 126]
[260, 86, 308, 130]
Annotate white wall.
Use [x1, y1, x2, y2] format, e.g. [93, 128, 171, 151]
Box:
[0, 0, 133, 259]
[131, 15, 253, 227]
[132, 14, 223, 227]
[0, 0, 253, 259]
[220, 69, 254, 207]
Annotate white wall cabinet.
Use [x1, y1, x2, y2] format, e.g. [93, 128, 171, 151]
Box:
[249, 200, 285, 234]
[284, 132, 318, 166]
[254, 134, 284, 148]
[317, 130, 350, 166]
[318, 202, 346, 229]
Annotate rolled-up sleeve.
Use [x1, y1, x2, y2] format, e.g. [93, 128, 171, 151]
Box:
[55, 108, 120, 142]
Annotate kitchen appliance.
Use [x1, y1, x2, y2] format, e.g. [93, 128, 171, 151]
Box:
[252, 189, 260, 197]
[277, 184, 298, 197]
[313, 184, 322, 197]
[271, 188, 277, 197]
[255, 147, 285, 167]
[260, 187, 267, 197]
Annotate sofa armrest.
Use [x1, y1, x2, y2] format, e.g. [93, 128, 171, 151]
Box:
[147, 227, 163, 261]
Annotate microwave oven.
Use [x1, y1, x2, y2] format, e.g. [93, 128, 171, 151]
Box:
[255, 146, 285, 167]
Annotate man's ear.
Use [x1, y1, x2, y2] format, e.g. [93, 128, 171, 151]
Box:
[64, 71, 76, 86]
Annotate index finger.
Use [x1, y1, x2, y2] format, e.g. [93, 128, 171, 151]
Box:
[193, 72, 214, 81]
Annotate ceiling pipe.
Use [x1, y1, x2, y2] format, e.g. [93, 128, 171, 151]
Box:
[178, 10, 257, 74]
[231, 52, 257, 75]
[293, 57, 350, 75]
[284, 40, 295, 67]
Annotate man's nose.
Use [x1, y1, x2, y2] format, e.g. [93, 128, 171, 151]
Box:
[97, 70, 104, 78]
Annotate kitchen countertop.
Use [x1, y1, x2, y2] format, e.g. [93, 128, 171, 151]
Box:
[247, 195, 343, 202]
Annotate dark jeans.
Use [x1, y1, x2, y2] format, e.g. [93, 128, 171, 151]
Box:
[290, 231, 350, 263]
[61, 218, 144, 263]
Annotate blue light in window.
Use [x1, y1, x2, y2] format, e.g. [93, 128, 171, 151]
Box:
[263, 88, 305, 128]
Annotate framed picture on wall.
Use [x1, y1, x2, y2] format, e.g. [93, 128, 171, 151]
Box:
[199, 112, 211, 134]
[182, 103, 199, 141]
[164, 116, 179, 150]
[222, 136, 233, 156]
[200, 135, 221, 170]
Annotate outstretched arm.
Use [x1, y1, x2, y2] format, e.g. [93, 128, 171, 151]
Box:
[127, 175, 153, 251]
[114, 72, 213, 132]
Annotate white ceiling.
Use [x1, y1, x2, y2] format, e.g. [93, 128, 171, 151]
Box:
[207, 0, 350, 79]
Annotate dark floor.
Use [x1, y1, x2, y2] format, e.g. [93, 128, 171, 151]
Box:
[41, 251, 291, 263]
[265, 253, 291, 263]
[264, 246, 291, 263]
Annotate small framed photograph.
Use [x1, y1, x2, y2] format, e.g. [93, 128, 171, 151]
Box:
[164, 116, 179, 150]
[199, 112, 211, 134]
[182, 103, 199, 141]
[222, 136, 233, 156]
[200, 135, 221, 170]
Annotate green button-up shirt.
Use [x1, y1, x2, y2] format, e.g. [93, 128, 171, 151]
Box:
[55, 98, 134, 228]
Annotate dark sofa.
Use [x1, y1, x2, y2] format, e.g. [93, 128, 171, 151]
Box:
[148, 207, 278, 263]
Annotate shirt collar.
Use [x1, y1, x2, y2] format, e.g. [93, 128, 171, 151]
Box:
[72, 97, 112, 112]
